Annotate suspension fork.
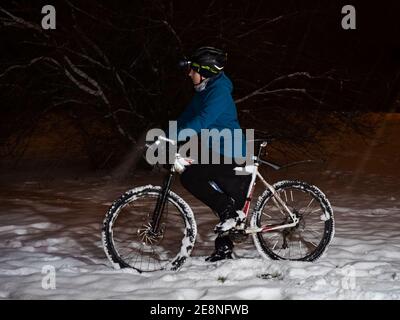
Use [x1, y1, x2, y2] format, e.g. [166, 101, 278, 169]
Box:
[150, 169, 174, 234]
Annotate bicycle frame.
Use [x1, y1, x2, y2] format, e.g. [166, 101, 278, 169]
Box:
[104, 138, 333, 270]
[238, 142, 300, 234]
[148, 138, 300, 236]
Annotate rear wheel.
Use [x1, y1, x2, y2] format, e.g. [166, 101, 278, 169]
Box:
[251, 180, 334, 261]
[102, 185, 197, 272]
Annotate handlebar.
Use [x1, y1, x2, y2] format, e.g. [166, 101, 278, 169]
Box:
[145, 136, 177, 149]
[158, 136, 176, 145]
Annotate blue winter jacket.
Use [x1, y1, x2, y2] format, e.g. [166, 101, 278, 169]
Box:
[176, 72, 246, 160]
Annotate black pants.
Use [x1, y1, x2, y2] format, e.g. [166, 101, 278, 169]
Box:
[180, 159, 251, 251]
[180, 163, 250, 214]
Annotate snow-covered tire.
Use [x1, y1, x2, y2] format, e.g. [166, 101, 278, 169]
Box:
[251, 180, 334, 262]
[102, 185, 197, 272]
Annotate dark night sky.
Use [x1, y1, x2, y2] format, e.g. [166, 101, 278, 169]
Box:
[1, 0, 400, 167]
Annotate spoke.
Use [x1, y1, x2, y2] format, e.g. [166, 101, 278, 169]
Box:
[151, 243, 161, 263]
[307, 221, 325, 228]
[299, 240, 303, 257]
[262, 212, 272, 218]
[156, 254, 164, 270]
[308, 240, 318, 247]
[146, 251, 152, 271]
[257, 184, 333, 261]
[283, 237, 300, 259]
[303, 207, 322, 216]
[135, 243, 144, 270]
[302, 232, 320, 246]
[110, 192, 186, 272]
[150, 247, 159, 270]
[127, 249, 140, 266]
[131, 242, 144, 265]
[305, 198, 315, 211]
[297, 238, 316, 253]
[119, 245, 136, 260]
[151, 248, 162, 271]
[305, 228, 322, 237]
[265, 232, 280, 239]
[272, 199, 286, 217]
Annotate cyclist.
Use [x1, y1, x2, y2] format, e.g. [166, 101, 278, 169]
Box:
[176, 47, 251, 262]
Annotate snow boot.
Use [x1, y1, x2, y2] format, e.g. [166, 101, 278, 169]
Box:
[214, 207, 246, 233]
[205, 235, 234, 262]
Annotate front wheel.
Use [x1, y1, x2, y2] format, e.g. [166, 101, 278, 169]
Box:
[102, 185, 197, 272]
[251, 180, 334, 261]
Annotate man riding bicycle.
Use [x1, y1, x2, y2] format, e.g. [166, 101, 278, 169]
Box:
[175, 46, 251, 262]
[102, 48, 334, 270]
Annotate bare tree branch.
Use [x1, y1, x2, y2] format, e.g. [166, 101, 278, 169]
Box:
[114, 71, 145, 119]
[0, 6, 47, 36]
[235, 72, 336, 104]
[64, 56, 135, 143]
[161, 20, 183, 51]
[236, 15, 285, 39]
[0, 57, 61, 79]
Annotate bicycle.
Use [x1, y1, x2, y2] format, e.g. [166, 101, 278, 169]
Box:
[102, 137, 335, 272]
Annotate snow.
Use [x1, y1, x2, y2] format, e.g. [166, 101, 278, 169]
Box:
[1, 167, 400, 300]
[1, 114, 399, 300]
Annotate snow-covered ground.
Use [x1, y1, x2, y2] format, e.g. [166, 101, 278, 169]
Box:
[1, 167, 399, 300]
[1, 114, 399, 300]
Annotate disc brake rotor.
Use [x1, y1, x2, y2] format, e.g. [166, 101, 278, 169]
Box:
[137, 222, 164, 245]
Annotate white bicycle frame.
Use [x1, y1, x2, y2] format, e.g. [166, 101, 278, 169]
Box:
[235, 160, 299, 235]
[232, 141, 300, 235]
[157, 137, 300, 235]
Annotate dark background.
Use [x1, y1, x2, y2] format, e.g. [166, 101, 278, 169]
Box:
[1, 0, 400, 171]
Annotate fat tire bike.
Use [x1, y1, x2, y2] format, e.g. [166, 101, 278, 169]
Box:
[102, 137, 335, 272]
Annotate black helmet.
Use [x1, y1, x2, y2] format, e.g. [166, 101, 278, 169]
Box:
[179, 46, 227, 78]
